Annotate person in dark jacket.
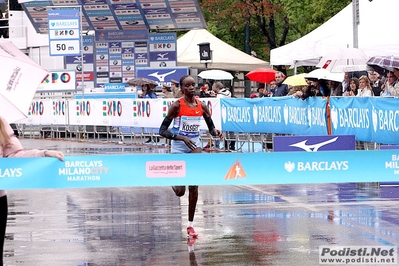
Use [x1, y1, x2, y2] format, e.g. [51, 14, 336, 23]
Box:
[272, 71, 289, 97]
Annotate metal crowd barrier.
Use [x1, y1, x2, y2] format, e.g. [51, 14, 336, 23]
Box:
[13, 123, 380, 152]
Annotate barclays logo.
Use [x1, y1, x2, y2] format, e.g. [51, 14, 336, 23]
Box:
[284, 160, 349, 172]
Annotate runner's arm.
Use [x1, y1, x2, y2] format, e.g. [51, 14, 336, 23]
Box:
[159, 100, 183, 140]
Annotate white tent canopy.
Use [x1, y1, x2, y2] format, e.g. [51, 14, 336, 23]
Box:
[270, 0, 399, 67]
[177, 29, 270, 72]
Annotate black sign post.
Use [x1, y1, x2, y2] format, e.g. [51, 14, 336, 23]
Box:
[198, 42, 211, 69]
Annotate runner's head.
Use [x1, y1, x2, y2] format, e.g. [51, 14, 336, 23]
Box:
[180, 75, 196, 96]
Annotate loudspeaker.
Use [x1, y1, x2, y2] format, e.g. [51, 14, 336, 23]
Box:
[198, 42, 211, 61]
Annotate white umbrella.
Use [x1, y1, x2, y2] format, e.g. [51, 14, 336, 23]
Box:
[0, 40, 49, 123]
[316, 48, 370, 73]
[305, 68, 344, 82]
[198, 69, 234, 80]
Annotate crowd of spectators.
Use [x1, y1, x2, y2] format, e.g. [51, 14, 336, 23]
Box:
[249, 69, 399, 99]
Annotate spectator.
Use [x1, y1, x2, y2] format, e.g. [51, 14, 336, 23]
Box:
[381, 71, 397, 97]
[162, 85, 174, 98]
[0, 12, 8, 39]
[342, 72, 350, 94]
[329, 80, 343, 96]
[257, 83, 269, 97]
[211, 81, 231, 98]
[357, 75, 373, 97]
[199, 82, 212, 98]
[139, 84, 157, 98]
[389, 68, 399, 96]
[368, 71, 383, 96]
[343, 77, 359, 96]
[171, 79, 181, 98]
[272, 72, 289, 97]
[293, 84, 318, 100]
[211, 82, 234, 150]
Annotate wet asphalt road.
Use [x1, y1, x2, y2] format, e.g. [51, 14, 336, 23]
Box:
[3, 139, 399, 265]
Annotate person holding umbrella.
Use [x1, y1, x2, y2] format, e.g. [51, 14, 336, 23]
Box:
[381, 71, 397, 97]
[390, 68, 399, 96]
[139, 84, 157, 98]
[0, 116, 64, 265]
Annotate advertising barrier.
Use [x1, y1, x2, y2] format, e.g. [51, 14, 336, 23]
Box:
[1, 149, 398, 190]
[16, 96, 399, 145]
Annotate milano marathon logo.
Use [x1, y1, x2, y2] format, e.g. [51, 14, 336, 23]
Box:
[319, 246, 397, 264]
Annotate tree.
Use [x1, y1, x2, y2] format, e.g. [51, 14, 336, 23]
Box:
[199, 0, 351, 69]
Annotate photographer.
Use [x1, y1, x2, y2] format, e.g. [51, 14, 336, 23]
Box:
[199, 82, 212, 98]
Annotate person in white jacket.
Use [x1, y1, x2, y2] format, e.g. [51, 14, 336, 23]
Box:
[210, 82, 236, 149]
[210, 81, 231, 98]
[357, 75, 374, 97]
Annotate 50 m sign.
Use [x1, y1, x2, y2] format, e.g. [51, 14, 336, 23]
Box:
[48, 9, 81, 56]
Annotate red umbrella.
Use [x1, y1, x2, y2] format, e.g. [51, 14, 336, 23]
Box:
[246, 68, 277, 83]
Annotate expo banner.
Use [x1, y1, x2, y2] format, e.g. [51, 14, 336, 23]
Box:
[221, 97, 328, 135]
[37, 70, 77, 92]
[1, 149, 399, 190]
[66, 98, 221, 129]
[20, 99, 53, 125]
[15, 96, 399, 145]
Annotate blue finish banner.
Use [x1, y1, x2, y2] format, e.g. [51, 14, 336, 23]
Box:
[221, 97, 328, 135]
[330, 97, 399, 144]
[1, 150, 398, 190]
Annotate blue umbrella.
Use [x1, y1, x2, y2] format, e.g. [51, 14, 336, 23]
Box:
[0, 0, 6, 7]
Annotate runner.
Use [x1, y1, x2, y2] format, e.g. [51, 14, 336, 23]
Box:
[159, 75, 222, 238]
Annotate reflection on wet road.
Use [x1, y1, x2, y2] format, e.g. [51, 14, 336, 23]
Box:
[3, 140, 399, 265]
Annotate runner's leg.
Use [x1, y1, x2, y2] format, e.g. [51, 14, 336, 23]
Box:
[188, 186, 198, 222]
[172, 186, 186, 197]
[0, 195, 8, 266]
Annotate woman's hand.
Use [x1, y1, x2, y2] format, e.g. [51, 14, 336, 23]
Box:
[44, 150, 64, 161]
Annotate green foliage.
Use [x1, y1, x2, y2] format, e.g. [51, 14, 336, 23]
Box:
[199, 0, 351, 63]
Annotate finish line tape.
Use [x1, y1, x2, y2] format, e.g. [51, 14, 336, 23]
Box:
[0, 150, 397, 190]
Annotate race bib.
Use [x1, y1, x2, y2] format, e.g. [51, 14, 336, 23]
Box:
[178, 116, 201, 138]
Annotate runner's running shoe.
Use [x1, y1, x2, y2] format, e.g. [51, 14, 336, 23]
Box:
[187, 226, 198, 238]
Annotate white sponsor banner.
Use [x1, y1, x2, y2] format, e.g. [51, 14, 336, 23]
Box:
[22, 98, 222, 130]
[21, 100, 53, 125]
[50, 99, 69, 125]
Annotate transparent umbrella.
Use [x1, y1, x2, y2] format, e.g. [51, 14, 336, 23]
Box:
[316, 48, 370, 73]
[198, 70, 233, 80]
